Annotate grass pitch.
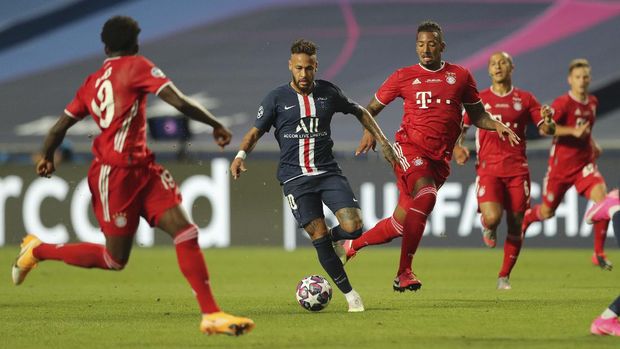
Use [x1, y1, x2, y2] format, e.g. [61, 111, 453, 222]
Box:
[1, 246, 619, 348]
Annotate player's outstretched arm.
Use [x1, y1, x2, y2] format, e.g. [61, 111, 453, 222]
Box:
[537, 105, 556, 136]
[230, 127, 265, 180]
[157, 84, 232, 148]
[37, 114, 77, 177]
[453, 127, 470, 165]
[355, 97, 386, 155]
[465, 101, 520, 146]
[353, 105, 397, 168]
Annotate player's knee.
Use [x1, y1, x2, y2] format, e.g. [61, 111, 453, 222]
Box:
[103, 250, 128, 271]
[339, 218, 364, 238]
[540, 207, 555, 219]
[482, 211, 502, 229]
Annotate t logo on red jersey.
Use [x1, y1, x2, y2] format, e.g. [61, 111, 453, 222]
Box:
[416, 91, 432, 109]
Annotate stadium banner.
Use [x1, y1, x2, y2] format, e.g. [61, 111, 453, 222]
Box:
[0, 152, 618, 248]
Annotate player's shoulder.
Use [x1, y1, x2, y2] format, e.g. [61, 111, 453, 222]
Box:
[512, 87, 535, 100]
[263, 83, 291, 102]
[553, 93, 571, 105]
[444, 61, 472, 76]
[588, 94, 598, 104]
[316, 79, 344, 94]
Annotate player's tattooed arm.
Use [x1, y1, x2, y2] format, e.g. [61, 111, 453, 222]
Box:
[353, 106, 398, 168]
[355, 97, 386, 155]
[538, 105, 556, 136]
[158, 84, 232, 148]
[37, 114, 78, 177]
[230, 127, 265, 179]
[465, 101, 520, 146]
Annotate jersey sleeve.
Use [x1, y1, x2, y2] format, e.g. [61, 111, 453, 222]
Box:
[132, 57, 171, 95]
[254, 91, 277, 132]
[331, 83, 360, 115]
[550, 97, 567, 124]
[461, 70, 481, 105]
[527, 93, 544, 126]
[375, 70, 401, 106]
[64, 81, 90, 120]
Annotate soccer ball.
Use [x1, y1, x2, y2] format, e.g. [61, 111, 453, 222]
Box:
[295, 275, 332, 311]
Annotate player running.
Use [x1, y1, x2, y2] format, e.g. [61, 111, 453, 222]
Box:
[586, 189, 620, 335]
[230, 39, 397, 312]
[11, 16, 254, 336]
[520, 59, 613, 270]
[345, 21, 519, 292]
[452, 52, 556, 289]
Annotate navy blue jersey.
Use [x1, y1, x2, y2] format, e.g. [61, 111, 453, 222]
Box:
[255, 80, 359, 184]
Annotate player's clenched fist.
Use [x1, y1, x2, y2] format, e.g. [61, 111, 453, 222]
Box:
[36, 158, 55, 178]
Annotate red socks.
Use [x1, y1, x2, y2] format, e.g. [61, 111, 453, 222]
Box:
[499, 234, 523, 277]
[351, 216, 402, 252]
[33, 243, 123, 270]
[173, 225, 220, 314]
[398, 186, 437, 275]
[593, 220, 609, 255]
[522, 205, 542, 233]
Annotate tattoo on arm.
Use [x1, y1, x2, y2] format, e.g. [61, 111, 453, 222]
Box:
[464, 102, 497, 131]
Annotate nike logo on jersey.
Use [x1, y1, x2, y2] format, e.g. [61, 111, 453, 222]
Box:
[284, 105, 296, 110]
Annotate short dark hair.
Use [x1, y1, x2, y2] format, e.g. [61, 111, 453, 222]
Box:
[291, 39, 318, 56]
[101, 16, 141, 52]
[568, 58, 590, 74]
[417, 20, 443, 42]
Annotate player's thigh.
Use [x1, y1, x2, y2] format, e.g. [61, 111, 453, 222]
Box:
[503, 174, 531, 213]
[87, 161, 143, 237]
[575, 165, 607, 202]
[476, 175, 504, 220]
[542, 174, 572, 214]
[394, 142, 444, 196]
[140, 163, 184, 232]
[283, 179, 324, 230]
[319, 175, 361, 227]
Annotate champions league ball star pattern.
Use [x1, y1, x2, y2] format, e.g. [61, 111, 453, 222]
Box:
[295, 275, 332, 312]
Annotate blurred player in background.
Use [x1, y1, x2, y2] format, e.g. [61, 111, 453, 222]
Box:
[230, 39, 397, 312]
[586, 190, 620, 335]
[453, 52, 556, 289]
[521, 59, 614, 271]
[346, 21, 519, 292]
[11, 16, 254, 336]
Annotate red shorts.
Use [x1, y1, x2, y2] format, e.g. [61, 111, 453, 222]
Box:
[393, 142, 450, 207]
[543, 162, 605, 211]
[476, 174, 531, 213]
[87, 160, 182, 236]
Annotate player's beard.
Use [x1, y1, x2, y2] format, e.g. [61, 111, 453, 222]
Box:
[293, 77, 313, 94]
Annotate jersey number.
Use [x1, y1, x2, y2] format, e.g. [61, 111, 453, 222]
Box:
[91, 67, 115, 128]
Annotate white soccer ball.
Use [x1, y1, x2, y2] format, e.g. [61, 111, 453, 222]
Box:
[295, 275, 332, 311]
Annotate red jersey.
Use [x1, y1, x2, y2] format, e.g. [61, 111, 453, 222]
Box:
[375, 61, 480, 161]
[65, 55, 171, 167]
[463, 87, 543, 177]
[548, 92, 598, 178]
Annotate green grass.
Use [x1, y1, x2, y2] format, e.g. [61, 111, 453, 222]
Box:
[1, 247, 619, 348]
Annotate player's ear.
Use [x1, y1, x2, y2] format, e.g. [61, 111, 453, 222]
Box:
[441, 41, 446, 53]
[288, 59, 293, 72]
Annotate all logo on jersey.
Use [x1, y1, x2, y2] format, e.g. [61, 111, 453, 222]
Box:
[478, 185, 486, 197]
[412, 157, 424, 167]
[296, 118, 319, 133]
[415, 91, 452, 109]
[412, 78, 421, 85]
[257, 105, 264, 119]
[484, 103, 492, 110]
[151, 67, 166, 78]
[445, 72, 456, 85]
[513, 101, 522, 111]
[575, 109, 582, 116]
